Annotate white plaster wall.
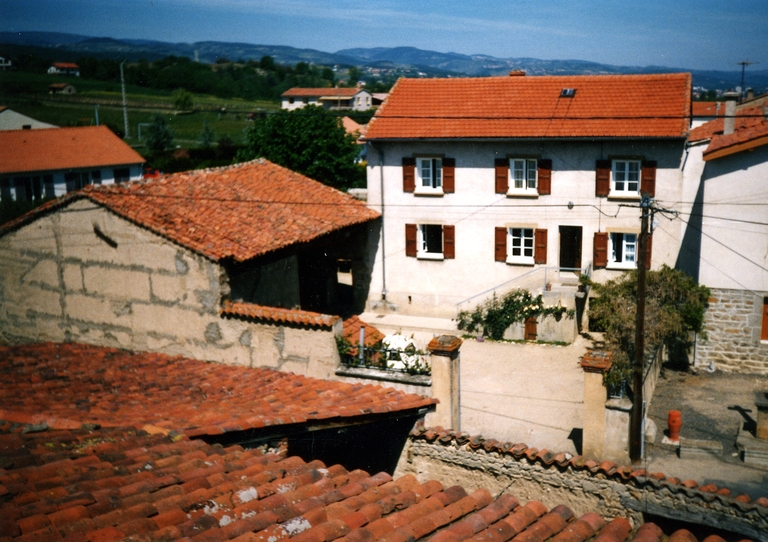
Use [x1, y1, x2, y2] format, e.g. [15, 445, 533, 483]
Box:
[1, 164, 144, 200]
[366, 140, 687, 317]
[0, 110, 57, 130]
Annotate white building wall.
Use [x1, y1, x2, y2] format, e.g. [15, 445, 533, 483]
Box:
[1, 164, 144, 201]
[0, 110, 57, 130]
[366, 140, 686, 318]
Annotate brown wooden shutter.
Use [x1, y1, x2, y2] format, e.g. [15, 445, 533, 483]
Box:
[644, 234, 653, 269]
[762, 298, 768, 341]
[495, 158, 508, 194]
[534, 229, 547, 264]
[524, 317, 538, 341]
[443, 158, 455, 193]
[443, 225, 455, 259]
[593, 232, 608, 268]
[595, 160, 611, 196]
[537, 159, 552, 195]
[641, 160, 657, 197]
[494, 227, 507, 262]
[402, 157, 415, 192]
[405, 224, 417, 257]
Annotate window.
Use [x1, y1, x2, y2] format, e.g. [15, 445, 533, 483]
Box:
[495, 227, 547, 264]
[609, 233, 637, 268]
[113, 168, 130, 183]
[65, 171, 98, 192]
[417, 157, 442, 192]
[510, 159, 538, 193]
[0, 178, 10, 201]
[13, 176, 43, 201]
[509, 228, 534, 263]
[405, 223, 455, 259]
[612, 160, 640, 194]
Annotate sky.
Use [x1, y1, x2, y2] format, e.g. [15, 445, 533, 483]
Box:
[1, 0, 767, 72]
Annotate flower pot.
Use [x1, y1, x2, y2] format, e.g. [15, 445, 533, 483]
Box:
[668, 410, 682, 442]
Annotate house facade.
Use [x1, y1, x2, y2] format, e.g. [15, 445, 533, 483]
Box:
[363, 73, 692, 319]
[0, 160, 381, 373]
[282, 87, 373, 110]
[47, 61, 80, 76]
[680, 103, 768, 373]
[0, 125, 144, 202]
[0, 106, 57, 130]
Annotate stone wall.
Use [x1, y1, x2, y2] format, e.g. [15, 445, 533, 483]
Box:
[0, 200, 341, 380]
[396, 431, 768, 541]
[695, 288, 768, 374]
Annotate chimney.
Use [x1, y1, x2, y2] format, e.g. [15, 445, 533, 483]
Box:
[746, 88, 754, 101]
[508, 70, 526, 77]
[723, 91, 739, 135]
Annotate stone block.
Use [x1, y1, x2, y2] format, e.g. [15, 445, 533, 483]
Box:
[65, 293, 131, 327]
[23, 259, 59, 288]
[679, 438, 723, 457]
[151, 269, 215, 307]
[62, 264, 83, 292]
[83, 267, 151, 301]
[5, 215, 58, 252]
[130, 302, 213, 340]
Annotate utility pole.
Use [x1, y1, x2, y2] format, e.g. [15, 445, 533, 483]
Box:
[120, 60, 129, 138]
[94, 104, 99, 126]
[630, 194, 652, 463]
[737, 60, 758, 102]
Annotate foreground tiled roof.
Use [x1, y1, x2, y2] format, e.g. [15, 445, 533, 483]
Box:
[0, 126, 144, 175]
[221, 301, 340, 329]
[0, 160, 380, 263]
[410, 425, 768, 516]
[0, 424, 737, 542]
[687, 106, 765, 143]
[365, 73, 691, 140]
[283, 87, 363, 98]
[0, 343, 435, 439]
[703, 111, 768, 161]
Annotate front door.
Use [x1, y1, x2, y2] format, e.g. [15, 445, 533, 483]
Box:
[559, 226, 582, 271]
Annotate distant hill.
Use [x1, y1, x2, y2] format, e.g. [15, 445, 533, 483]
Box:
[2, 31, 767, 91]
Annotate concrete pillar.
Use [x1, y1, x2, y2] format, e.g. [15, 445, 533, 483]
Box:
[426, 335, 462, 430]
[581, 350, 613, 459]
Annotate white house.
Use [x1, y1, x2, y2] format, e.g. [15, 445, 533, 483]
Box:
[47, 62, 80, 76]
[680, 101, 768, 373]
[281, 87, 373, 111]
[363, 73, 692, 320]
[0, 126, 144, 202]
[0, 107, 57, 130]
[0, 56, 11, 71]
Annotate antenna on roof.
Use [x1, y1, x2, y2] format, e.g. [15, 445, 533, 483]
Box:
[736, 60, 759, 103]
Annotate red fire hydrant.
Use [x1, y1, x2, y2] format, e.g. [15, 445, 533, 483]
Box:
[668, 410, 682, 442]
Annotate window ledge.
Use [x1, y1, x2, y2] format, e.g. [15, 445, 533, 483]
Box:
[414, 190, 444, 197]
[607, 194, 641, 201]
[606, 264, 637, 271]
[506, 260, 535, 266]
[506, 191, 539, 198]
[418, 253, 444, 261]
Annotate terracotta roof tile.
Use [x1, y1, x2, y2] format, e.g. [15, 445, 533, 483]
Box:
[282, 88, 364, 98]
[703, 112, 768, 160]
[0, 126, 144, 175]
[221, 301, 340, 329]
[365, 73, 691, 140]
[342, 316, 385, 348]
[0, 343, 435, 439]
[691, 102, 724, 117]
[688, 106, 764, 142]
[1, 159, 380, 262]
[52, 62, 79, 69]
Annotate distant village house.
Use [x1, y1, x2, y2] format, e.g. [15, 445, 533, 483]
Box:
[47, 61, 80, 76]
[48, 82, 76, 95]
[282, 86, 373, 110]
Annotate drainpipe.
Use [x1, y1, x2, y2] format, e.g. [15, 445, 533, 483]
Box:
[370, 142, 387, 301]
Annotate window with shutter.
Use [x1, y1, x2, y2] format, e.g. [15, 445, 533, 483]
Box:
[641, 160, 657, 197]
[537, 159, 552, 195]
[443, 158, 455, 193]
[405, 224, 417, 257]
[507, 227, 535, 264]
[443, 225, 455, 259]
[595, 160, 611, 196]
[593, 232, 608, 268]
[534, 229, 547, 264]
[495, 158, 509, 194]
[415, 157, 444, 194]
[494, 227, 507, 262]
[402, 157, 415, 192]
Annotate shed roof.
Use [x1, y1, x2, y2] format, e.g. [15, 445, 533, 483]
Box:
[283, 88, 364, 98]
[0, 160, 380, 263]
[0, 126, 144, 175]
[365, 73, 692, 140]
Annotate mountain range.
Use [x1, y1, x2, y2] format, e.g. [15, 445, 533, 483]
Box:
[2, 31, 767, 91]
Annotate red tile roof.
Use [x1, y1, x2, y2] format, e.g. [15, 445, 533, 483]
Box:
[0, 343, 752, 542]
[703, 110, 768, 161]
[343, 316, 385, 348]
[0, 342, 436, 439]
[283, 88, 364, 98]
[0, 126, 144, 175]
[222, 300, 340, 329]
[52, 62, 79, 69]
[365, 73, 691, 140]
[691, 101, 724, 117]
[0, 160, 380, 263]
[687, 106, 764, 143]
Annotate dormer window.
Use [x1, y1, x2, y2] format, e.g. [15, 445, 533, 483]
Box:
[560, 88, 576, 97]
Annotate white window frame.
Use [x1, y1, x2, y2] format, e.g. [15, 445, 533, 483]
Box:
[611, 160, 640, 196]
[508, 158, 538, 195]
[418, 224, 444, 260]
[507, 227, 535, 265]
[608, 232, 638, 269]
[415, 157, 443, 195]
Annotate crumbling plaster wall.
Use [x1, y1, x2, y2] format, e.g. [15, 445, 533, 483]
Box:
[396, 438, 768, 541]
[0, 200, 340, 379]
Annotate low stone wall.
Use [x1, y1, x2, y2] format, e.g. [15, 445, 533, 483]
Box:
[696, 288, 768, 374]
[396, 428, 768, 541]
[0, 199, 341, 380]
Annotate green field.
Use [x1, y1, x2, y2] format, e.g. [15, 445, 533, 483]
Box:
[0, 71, 280, 147]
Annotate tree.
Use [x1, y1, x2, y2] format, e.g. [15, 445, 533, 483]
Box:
[172, 88, 194, 111]
[584, 265, 710, 383]
[199, 118, 214, 148]
[347, 66, 361, 86]
[259, 55, 275, 70]
[237, 105, 364, 190]
[145, 114, 174, 153]
[321, 67, 335, 83]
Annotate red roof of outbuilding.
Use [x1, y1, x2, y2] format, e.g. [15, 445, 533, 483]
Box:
[0, 126, 144, 175]
[52, 62, 79, 69]
[221, 300, 341, 329]
[0, 160, 381, 263]
[283, 87, 364, 98]
[365, 73, 692, 140]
